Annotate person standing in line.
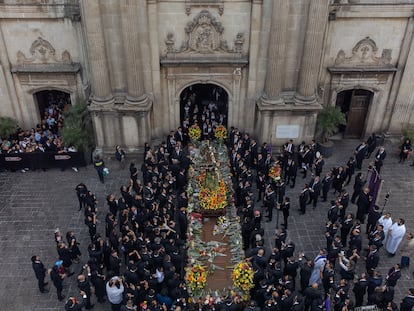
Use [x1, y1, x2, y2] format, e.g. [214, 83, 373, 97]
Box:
[344, 157, 355, 186]
[351, 172, 365, 204]
[386, 218, 407, 257]
[308, 176, 321, 210]
[374, 146, 387, 174]
[356, 187, 370, 224]
[50, 261, 66, 301]
[385, 264, 401, 287]
[299, 184, 309, 215]
[354, 141, 368, 170]
[400, 288, 414, 311]
[321, 172, 332, 202]
[31, 255, 49, 293]
[281, 197, 290, 229]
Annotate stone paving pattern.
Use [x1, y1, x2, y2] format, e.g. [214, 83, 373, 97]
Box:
[0, 139, 413, 310]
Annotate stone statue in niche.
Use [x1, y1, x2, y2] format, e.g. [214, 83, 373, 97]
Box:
[334, 36, 392, 66]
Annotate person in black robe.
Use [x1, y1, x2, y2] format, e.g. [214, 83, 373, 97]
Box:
[353, 273, 368, 307]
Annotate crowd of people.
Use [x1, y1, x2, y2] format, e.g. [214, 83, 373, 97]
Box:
[30, 126, 414, 311]
[0, 93, 74, 171]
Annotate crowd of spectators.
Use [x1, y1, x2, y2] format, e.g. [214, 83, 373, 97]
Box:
[29, 124, 414, 311]
[0, 92, 72, 156]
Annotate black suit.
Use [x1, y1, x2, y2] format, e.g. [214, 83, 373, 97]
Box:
[299, 188, 309, 214]
[32, 260, 47, 292]
[355, 144, 367, 169]
[374, 149, 386, 173]
[400, 295, 414, 311]
[365, 250, 380, 272]
[308, 179, 321, 208]
[264, 190, 276, 221]
[356, 192, 370, 224]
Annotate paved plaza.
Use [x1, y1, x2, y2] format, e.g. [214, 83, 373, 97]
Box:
[0, 139, 413, 310]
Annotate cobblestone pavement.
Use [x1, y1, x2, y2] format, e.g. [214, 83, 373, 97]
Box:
[0, 139, 413, 310]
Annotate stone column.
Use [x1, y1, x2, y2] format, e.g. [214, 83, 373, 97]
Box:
[120, 0, 148, 104]
[296, 0, 329, 103]
[82, 0, 113, 102]
[263, 0, 289, 102]
[388, 17, 414, 132]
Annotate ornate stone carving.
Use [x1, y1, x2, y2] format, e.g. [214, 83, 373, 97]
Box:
[164, 10, 245, 56]
[16, 37, 72, 65]
[184, 0, 224, 16]
[334, 37, 392, 66]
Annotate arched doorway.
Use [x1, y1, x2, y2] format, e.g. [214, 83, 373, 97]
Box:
[34, 90, 71, 120]
[179, 83, 228, 135]
[336, 89, 373, 138]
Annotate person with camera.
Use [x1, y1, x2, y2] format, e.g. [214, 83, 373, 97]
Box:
[106, 276, 125, 311]
[64, 291, 88, 310]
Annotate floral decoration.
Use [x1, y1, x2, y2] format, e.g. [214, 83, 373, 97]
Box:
[268, 163, 281, 181]
[197, 170, 227, 210]
[232, 261, 254, 293]
[214, 125, 227, 141]
[185, 264, 208, 297]
[189, 125, 202, 141]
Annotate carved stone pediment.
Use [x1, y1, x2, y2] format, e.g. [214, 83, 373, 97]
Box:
[163, 10, 246, 62]
[334, 37, 392, 66]
[17, 37, 72, 65]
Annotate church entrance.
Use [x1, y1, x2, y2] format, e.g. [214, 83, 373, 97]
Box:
[179, 83, 228, 137]
[34, 90, 71, 120]
[336, 89, 373, 138]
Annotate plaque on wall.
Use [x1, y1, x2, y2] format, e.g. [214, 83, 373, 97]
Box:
[276, 125, 300, 139]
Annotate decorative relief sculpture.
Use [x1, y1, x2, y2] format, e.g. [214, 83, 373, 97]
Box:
[334, 37, 392, 66]
[184, 0, 224, 16]
[16, 37, 72, 65]
[164, 10, 244, 56]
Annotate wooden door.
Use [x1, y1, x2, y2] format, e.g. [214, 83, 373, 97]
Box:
[344, 91, 371, 138]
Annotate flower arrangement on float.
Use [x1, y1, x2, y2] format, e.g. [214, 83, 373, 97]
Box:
[214, 125, 227, 141]
[185, 264, 208, 298]
[232, 261, 254, 298]
[189, 124, 202, 141]
[268, 163, 281, 182]
[197, 170, 227, 211]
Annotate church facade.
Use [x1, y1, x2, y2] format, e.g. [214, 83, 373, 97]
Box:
[1, 0, 414, 152]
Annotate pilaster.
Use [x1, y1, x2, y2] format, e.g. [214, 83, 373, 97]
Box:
[295, 0, 329, 104]
[120, 0, 148, 104]
[82, 0, 113, 103]
[263, 0, 289, 101]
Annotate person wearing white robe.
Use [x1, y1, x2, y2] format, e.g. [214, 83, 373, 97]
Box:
[309, 249, 327, 285]
[386, 218, 406, 256]
[378, 213, 393, 244]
